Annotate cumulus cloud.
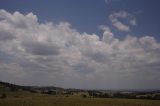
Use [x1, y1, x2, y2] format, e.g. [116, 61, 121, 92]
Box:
[0, 9, 160, 89]
[23, 42, 60, 55]
[109, 11, 136, 32]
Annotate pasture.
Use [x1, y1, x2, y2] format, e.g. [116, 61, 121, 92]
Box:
[0, 94, 160, 106]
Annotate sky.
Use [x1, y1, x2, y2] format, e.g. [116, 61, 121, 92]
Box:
[0, 0, 160, 90]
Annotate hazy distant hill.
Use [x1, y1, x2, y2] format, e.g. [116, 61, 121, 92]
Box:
[1, 80, 160, 100]
[0, 81, 63, 93]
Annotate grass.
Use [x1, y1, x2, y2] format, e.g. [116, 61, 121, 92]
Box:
[0, 94, 160, 106]
[0, 86, 160, 106]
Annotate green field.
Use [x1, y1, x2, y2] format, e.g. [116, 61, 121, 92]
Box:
[0, 94, 160, 106]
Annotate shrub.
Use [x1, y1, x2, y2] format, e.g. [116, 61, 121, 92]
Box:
[1, 93, 7, 99]
[82, 94, 87, 98]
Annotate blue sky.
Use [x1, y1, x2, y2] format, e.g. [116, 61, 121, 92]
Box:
[0, 0, 160, 40]
[0, 0, 160, 89]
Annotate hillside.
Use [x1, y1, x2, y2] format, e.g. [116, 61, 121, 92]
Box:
[0, 81, 160, 106]
[1, 81, 160, 100]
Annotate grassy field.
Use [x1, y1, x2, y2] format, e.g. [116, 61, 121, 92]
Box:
[0, 84, 160, 106]
[0, 94, 160, 106]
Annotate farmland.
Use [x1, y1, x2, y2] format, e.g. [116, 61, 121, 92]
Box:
[0, 81, 160, 106]
[0, 94, 160, 106]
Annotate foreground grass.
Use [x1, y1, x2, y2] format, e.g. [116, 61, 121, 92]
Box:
[0, 95, 160, 106]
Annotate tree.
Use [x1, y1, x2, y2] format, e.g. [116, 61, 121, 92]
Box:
[153, 94, 160, 100]
[82, 94, 87, 98]
[1, 93, 7, 99]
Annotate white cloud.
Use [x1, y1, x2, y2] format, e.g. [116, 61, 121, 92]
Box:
[109, 11, 136, 32]
[0, 10, 160, 89]
[105, 0, 120, 4]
